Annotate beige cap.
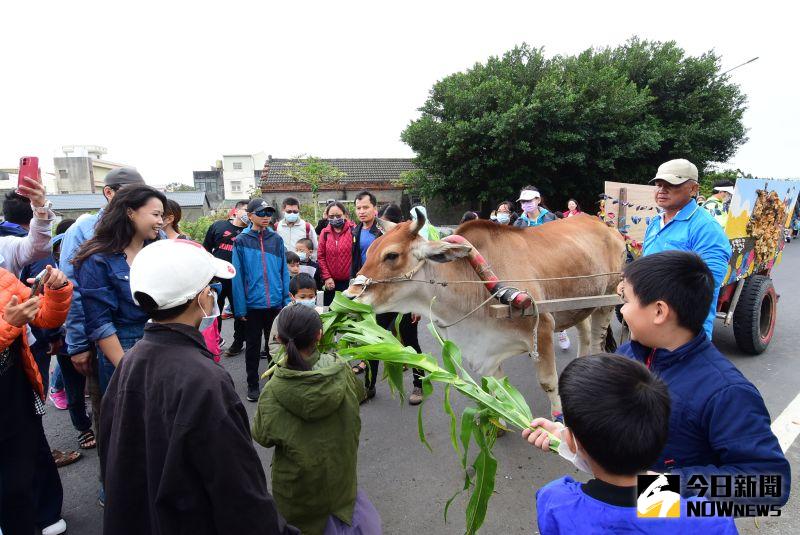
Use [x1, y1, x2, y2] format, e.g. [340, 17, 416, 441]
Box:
[649, 159, 699, 185]
[517, 189, 542, 202]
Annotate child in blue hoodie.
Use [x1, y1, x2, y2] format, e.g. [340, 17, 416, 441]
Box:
[526, 354, 736, 534]
[526, 251, 790, 510]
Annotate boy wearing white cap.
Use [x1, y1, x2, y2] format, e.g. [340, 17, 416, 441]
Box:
[98, 239, 298, 535]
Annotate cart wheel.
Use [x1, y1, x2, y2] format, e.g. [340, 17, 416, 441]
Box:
[732, 275, 777, 355]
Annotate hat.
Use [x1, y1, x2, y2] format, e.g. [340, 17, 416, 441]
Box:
[517, 189, 542, 202]
[712, 180, 736, 195]
[246, 198, 275, 214]
[104, 167, 145, 187]
[130, 239, 236, 310]
[649, 159, 699, 185]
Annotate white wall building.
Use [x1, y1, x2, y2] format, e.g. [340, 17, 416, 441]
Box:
[222, 151, 266, 200]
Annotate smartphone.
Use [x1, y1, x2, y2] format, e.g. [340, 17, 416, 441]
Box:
[29, 269, 48, 296]
[17, 156, 41, 197]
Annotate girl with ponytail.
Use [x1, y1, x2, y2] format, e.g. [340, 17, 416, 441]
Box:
[252, 304, 381, 535]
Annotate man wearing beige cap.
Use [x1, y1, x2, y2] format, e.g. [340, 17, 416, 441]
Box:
[642, 159, 731, 339]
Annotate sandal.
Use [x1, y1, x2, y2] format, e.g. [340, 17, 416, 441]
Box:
[351, 361, 367, 375]
[78, 429, 97, 449]
[52, 449, 82, 468]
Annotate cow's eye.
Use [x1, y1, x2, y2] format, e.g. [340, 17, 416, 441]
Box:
[384, 252, 400, 261]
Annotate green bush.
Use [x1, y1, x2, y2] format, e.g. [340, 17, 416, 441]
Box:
[181, 210, 229, 242]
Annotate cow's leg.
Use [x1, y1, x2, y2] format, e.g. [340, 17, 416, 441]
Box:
[575, 316, 592, 357]
[535, 314, 561, 418]
[590, 306, 615, 354]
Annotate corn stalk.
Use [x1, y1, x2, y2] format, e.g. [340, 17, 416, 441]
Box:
[318, 293, 559, 534]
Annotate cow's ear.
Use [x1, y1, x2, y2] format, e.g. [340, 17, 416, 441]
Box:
[416, 240, 472, 263]
[376, 218, 397, 234]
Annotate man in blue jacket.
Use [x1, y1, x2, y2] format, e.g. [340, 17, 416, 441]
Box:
[643, 159, 731, 339]
[232, 199, 291, 402]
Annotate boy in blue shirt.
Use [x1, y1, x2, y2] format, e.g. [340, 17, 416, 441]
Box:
[525, 354, 736, 534]
[526, 251, 790, 511]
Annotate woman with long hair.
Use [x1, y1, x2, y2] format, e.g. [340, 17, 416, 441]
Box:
[317, 201, 355, 307]
[162, 199, 187, 240]
[252, 304, 380, 535]
[73, 185, 166, 393]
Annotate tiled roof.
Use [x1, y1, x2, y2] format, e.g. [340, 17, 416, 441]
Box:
[49, 191, 209, 211]
[261, 158, 417, 185]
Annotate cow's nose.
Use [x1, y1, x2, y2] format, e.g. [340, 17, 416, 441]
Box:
[342, 286, 359, 300]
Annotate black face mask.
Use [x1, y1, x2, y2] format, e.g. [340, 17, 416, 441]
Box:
[329, 217, 345, 228]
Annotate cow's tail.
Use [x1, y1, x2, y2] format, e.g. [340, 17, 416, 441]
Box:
[604, 325, 618, 353]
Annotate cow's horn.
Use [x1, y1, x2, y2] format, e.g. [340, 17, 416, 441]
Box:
[409, 207, 425, 236]
[376, 218, 397, 234]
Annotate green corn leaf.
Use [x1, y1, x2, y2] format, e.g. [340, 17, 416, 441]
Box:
[417, 399, 433, 452]
[443, 385, 459, 456]
[459, 407, 478, 470]
[465, 420, 498, 534]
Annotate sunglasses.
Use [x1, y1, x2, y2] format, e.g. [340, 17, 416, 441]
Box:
[252, 210, 273, 218]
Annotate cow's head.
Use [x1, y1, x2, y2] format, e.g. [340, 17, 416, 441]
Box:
[344, 208, 471, 313]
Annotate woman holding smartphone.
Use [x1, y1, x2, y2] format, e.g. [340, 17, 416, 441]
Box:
[72, 185, 166, 393]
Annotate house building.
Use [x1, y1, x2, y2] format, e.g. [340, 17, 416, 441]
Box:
[193, 166, 225, 204]
[222, 152, 266, 200]
[52, 145, 130, 194]
[42, 191, 213, 221]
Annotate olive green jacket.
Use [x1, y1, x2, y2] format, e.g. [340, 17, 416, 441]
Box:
[252, 352, 365, 535]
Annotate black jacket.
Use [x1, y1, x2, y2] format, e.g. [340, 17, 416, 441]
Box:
[202, 219, 246, 264]
[350, 221, 382, 279]
[99, 322, 298, 535]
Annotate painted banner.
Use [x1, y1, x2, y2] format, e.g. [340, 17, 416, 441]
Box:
[722, 178, 799, 285]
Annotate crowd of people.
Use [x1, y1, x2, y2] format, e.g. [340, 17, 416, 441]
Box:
[0, 158, 792, 534]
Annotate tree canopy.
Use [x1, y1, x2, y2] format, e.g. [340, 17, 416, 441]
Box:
[401, 38, 748, 211]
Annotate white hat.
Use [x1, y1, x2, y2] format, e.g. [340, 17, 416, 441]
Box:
[714, 186, 735, 195]
[649, 159, 699, 185]
[130, 239, 236, 310]
[517, 189, 542, 202]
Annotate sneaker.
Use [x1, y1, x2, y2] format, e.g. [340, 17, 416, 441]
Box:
[42, 518, 67, 535]
[247, 385, 260, 402]
[408, 386, 424, 406]
[360, 387, 376, 405]
[224, 344, 244, 358]
[558, 331, 570, 351]
[49, 388, 68, 410]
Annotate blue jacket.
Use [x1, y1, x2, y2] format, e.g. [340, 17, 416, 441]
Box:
[76, 252, 149, 343]
[536, 476, 737, 534]
[60, 211, 101, 355]
[232, 225, 291, 315]
[513, 208, 557, 227]
[618, 336, 790, 506]
[643, 199, 731, 338]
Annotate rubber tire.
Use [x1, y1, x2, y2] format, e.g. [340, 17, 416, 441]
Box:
[732, 275, 777, 355]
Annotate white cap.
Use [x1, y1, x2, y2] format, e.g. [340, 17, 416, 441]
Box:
[517, 189, 542, 202]
[649, 159, 699, 185]
[130, 239, 236, 310]
[714, 186, 735, 195]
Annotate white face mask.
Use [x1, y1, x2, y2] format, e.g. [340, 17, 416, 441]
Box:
[296, 298, 316, 309]
[296, 251, 308, 262]
[558, 428, 592, 474]
[497, 213, 511, 224]
[198, 290, 220, 331]
[240, 214, 250, 224]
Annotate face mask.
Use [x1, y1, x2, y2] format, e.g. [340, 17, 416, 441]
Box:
[329, 217, 345, 228]
[558, 429, 592, 474]
[296, 251, 308, 262]
[522, 200, 539, 213]
[198, 290, 220, 331]
[497, 213, 511, 224]
[285, 213, 300, 223]
[296, 298, 316, 308]
[240, 214, 250, 224]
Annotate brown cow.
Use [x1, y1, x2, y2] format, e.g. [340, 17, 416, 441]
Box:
[344, 212, 626, 417]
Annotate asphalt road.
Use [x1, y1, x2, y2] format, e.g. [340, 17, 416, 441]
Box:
[43, 243, 800, 534]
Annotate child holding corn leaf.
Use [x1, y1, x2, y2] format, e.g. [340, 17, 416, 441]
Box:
[252, 304, 381, 535]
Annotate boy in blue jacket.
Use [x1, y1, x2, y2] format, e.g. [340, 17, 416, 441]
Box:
[525, 354, 736, 534]
[526, 251, 790, 509]
[232, 199, 291, 402]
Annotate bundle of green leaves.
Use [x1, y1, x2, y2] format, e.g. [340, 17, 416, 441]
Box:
[316, 293, 560, 534]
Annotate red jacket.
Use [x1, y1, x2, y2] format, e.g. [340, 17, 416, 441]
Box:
[0, 268, 72, 399]
[318, 222, 354, 282]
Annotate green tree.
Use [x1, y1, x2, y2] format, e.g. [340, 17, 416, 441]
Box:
[700, 168, 752, 198]
[401, 38, 747, 210]
[283, 155, 346, 220]
[165, 182, 196, 192]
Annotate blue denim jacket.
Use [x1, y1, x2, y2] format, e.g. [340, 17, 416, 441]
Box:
[76, 251, 149, 343]
[60, 211, 101, 355]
